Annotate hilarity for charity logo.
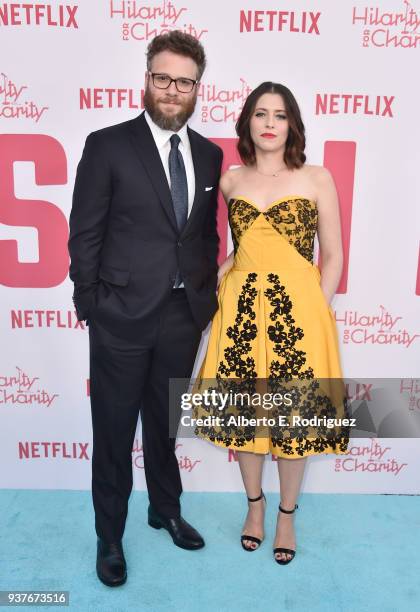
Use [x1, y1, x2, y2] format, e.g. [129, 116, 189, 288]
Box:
[0, 72, 48, 122]
[0, 366, 58, 407]
[197, 78, 253, 123]
[352, 1, 420, 48]
[132, 439, 201, 472]
[109, 0, 208, 41]
[335, 440, 407, 476]
[333, 305, 420, 348]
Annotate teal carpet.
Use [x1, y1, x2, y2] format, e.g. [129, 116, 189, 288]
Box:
[0, 491, 419, 612]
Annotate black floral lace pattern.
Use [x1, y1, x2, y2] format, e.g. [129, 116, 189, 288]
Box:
[264, 198, 318, 263]
[264, 273, 349, 454]
[228, 199, 261, 254]
[228, 197, 317, 262]
[217, 272, 258, 380]
[265, 273, 314, 381]
[268, 379, 350, 456]
[194, 272, 259, 447]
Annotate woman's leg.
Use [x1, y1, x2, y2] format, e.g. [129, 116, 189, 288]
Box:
[238, 451, 266, 550]
[274, 456, 307, 561]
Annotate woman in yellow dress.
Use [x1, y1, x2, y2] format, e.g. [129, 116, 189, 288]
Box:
[193, 82, 349, 564]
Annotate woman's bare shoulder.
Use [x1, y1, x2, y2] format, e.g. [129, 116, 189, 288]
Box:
[304, 164, 333, 183]
[220, 165, 244, 196]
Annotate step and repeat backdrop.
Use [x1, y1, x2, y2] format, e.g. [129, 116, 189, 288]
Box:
[1, 0, 419, 494]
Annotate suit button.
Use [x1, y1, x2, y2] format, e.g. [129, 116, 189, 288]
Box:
[177, 241, 182, 247]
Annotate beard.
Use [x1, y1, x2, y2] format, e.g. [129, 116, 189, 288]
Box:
[144, 86, 197, 131]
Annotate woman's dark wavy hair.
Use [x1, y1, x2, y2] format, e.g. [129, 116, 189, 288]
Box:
[236, 82, 306, 169]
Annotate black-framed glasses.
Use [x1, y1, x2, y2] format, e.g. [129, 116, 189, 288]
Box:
[149, 72, 198, 93]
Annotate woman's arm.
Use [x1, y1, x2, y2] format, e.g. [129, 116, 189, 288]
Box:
[215, 169, 238, 287]
[217, 251, 234, 287]
[314, 167, 343, 304]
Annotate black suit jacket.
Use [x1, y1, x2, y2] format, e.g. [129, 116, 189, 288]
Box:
[68, 112, 223, 337]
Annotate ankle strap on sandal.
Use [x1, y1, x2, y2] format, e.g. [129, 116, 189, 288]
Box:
[247, 489, 264, 503]
[279, 503, 298, 514]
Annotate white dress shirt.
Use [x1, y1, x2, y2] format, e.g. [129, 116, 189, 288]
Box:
[144, 111, 195, 288]
[144, 110, 195, 214]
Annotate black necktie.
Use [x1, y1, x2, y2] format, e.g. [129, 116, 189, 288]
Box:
[169, 134, 188, 233]
[169, 134, 188, 287]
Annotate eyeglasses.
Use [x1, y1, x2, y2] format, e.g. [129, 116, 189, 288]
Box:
[149, 72, 198, 93]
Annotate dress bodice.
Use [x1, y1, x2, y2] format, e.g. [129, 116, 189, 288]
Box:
[228, 196, 318, 268]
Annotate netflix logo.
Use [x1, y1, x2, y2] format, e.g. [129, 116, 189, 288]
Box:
[315, 94, 395, 118]
[240, 10, 321, 34]
[11, 310, 86, 330]
[0, 3, 78, 28]
[79, 87, 144, 110]
[18, 441, 90, 460]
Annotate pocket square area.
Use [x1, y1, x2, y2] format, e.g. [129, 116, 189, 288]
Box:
[204, 186, 214, 191]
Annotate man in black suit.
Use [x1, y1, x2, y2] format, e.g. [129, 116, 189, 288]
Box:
[68, 31, 223, 586]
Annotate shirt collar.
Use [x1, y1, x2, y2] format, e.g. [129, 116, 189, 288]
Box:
[144, 110, 189, 150]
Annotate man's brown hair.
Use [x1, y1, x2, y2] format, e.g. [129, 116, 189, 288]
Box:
[146, 31, 206, 80]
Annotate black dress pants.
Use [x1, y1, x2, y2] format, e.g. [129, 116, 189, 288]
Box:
[88, 289, 202, 543]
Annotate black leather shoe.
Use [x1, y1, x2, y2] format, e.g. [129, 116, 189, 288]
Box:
[96, 539, 127, 587]
[148, 505, 205, 550]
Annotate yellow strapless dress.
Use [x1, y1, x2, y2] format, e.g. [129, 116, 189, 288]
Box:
[193, 196, 350, 458]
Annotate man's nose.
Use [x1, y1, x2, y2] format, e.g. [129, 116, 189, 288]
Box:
[167, 80, 178, 94]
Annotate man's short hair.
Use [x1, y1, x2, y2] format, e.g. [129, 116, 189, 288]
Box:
[146, 31, 206, 80]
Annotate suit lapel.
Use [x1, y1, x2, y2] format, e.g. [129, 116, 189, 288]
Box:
[127, 112, 178, 232]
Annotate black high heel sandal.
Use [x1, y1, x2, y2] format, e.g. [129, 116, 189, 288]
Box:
[241, 490, 266, 551]
[273, 503, 298, 565]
